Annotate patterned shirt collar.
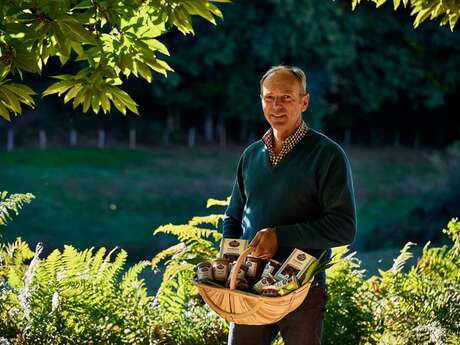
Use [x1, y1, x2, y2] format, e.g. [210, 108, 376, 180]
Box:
[262, 120, 309, 167]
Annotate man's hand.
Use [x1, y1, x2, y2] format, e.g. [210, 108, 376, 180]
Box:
[249, 227, 278, 260]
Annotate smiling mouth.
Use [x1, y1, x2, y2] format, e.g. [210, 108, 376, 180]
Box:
[271, 114, 286, 118]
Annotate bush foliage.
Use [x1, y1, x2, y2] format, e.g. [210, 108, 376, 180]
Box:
[1, 193, 459, 344]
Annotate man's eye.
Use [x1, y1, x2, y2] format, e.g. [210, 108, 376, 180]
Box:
[264, 96, 274, 102]
[282, 95, 292, 101]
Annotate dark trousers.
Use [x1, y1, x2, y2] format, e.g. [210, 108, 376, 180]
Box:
[228, 280, 327, 345]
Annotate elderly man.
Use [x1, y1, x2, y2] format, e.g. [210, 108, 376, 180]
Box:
[222, 65, 357, 345]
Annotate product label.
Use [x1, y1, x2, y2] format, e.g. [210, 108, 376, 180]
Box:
[219, 238, 248, 261]
[213, 264, 228, 281]
[197, 266, 213, 281]
[274, 249, 316, 281]
[253, 276, 275, 294]
[246, 261, 259, 278]
[261, 260, 281, 278]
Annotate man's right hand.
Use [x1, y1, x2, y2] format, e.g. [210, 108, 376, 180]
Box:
[249, 227, 278, 260]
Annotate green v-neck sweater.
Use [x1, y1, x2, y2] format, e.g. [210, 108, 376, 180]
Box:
[222, 129, 357, 263]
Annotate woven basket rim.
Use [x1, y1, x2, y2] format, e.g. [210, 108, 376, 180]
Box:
[193, 279, 311, 302]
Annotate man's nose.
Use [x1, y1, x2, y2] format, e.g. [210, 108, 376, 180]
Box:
[273, 97, 283, 107]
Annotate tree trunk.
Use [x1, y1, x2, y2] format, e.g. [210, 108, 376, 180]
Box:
[129, 129, 136, 150]
[188, 127, 196, 147]
[98, 129, 105, 149]
[39, 130, 47, 150]
[164, 111, 175, 146]
[204, 114, 214, 143]
[69, 129, 78, 146]
[217, 119, 227, 148]
[7, 129, 14, 151]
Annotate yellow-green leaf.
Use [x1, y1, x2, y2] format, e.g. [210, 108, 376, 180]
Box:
[0, 101, 11, 120]
[136, 61, 152, 82]
[43, 81, 75, 97]
[0, 87, 22, 113]
[63, 84, 83, 104]
[91, 93, 100, 113]
[59, 19, 97, 44]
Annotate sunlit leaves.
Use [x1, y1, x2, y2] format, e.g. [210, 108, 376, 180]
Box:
[0, 82, 36, 121]
[0, 192, 35, 227]
[351, 0, 460, 30]
[150, 0, 231, 35]
[43, 68, 139, 115]
[0, 0, 231, 119]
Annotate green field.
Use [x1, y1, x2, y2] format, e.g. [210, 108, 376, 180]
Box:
[1, 145, 445, 286]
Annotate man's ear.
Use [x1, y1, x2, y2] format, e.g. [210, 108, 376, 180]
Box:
[301, 93, 309, 112]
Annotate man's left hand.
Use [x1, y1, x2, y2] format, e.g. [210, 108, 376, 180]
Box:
[249, 227, 278, 260]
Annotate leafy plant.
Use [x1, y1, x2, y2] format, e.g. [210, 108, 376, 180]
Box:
[351, 0, 460, 30]
[0, 192, 35, 228]
[0, 0, 231, 120]
[1, 191, 459, 344]
[150, 200, 227, 345]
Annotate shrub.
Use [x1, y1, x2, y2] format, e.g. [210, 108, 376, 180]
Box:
[1, 192, 459, 344]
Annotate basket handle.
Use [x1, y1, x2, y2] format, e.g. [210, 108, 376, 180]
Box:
[229, 247, 252, 290]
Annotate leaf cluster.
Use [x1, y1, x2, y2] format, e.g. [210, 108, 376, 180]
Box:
[150, 198, 227, 345]
[0, 0, 231, 120]
[0, 191, 35, 228]
[351, 0, 460, 30]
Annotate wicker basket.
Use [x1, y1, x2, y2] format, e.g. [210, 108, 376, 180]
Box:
[194, 247, 311, 325]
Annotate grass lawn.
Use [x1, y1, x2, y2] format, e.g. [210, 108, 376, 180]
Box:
[1, 145, 447, 287]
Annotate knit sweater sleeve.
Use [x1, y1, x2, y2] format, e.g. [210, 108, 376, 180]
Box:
[276, 146, 357, 249]
[222, 154, 246, 239]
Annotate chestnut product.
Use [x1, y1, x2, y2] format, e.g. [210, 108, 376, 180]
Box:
[245, 256, 264, 280]
[274, 249, 317, 281]
[260, 285, 280, 297]
[226, 263, 248, 287]
[252, 275, 276, 294]
[196, 261, 213, 281]
[212, 258, 229, 284]
[261, 259, 282, 278]
[234, 278, 250, 291]
[219, 238, 248, 263]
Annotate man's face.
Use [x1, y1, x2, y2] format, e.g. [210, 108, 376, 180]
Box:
[261, 71, 309, 134]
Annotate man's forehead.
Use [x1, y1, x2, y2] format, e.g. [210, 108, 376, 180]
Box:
[262, 87, 297, 95]
[262, 72, 300, 90]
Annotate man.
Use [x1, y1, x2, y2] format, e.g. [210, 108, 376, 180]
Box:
[222, 65, 357, 345]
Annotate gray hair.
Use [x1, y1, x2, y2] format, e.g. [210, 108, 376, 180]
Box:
[259, 65, 307, 95]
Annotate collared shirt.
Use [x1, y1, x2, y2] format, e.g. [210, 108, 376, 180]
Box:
[262, 121, 309, 167]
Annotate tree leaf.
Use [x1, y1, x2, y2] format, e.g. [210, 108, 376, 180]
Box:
[63, 84, 83, 104]
[59, 19, 97, 45]
[136, 61, 152, 82]
[0, 87, 22, 113]
[43, 81, 75, 97]
[0, 101, 11, 120]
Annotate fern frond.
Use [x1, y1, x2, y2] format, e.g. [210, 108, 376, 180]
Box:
[158, 270, 197, 314]
[157, 261, 195, 299]
[151, 243, 186, 270]
[154, 224, 221, 243]
[206, 196, 230, 208]
[188, 214, 225, 230]
[0, 192, 35, 227]
[392, 242, 416, 273]
[98, 249, 127, 289]
[120, 260, 149, 298]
